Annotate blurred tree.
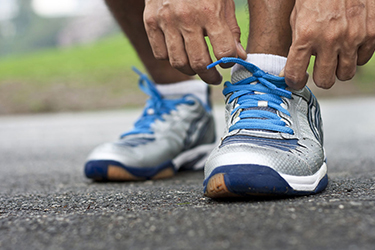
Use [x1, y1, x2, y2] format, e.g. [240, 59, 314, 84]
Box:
[0, 0, 248, 58]
[0, 0, 67, 57]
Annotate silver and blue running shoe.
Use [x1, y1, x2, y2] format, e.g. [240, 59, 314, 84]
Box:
[85, 68, 216, 181]
[204, 58, 328, 197]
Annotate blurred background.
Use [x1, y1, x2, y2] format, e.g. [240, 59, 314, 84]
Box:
[0, 0, 374, 115]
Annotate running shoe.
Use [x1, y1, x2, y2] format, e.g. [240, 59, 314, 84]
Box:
[85, 69, 216, 181]
[204, 58, 328, 197]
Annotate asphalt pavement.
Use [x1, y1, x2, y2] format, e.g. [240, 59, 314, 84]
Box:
[1, 97, 375, 250]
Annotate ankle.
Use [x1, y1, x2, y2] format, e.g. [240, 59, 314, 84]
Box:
[231, 53, 287, 76]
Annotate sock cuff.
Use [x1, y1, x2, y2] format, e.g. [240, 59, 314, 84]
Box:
[232, 53, 287, 76]
[155, 79, 208, 105]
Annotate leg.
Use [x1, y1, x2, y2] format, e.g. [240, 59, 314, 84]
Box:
[105, 0, 191, 84]
[247, 0, 295, 56]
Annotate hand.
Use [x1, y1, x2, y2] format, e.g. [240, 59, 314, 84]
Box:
[284, 0, 375, 89]
[144, 0, 247, 84]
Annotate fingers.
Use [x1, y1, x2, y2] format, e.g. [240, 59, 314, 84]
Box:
[236, 42, 247, 60]
[143, 14, 168, 60]
[284, 44, 311, 90]
[163, 28, 195, 75]
[145, 11, 220, 83]
[206, 23, 238, 69]
[286, 0, 375, 90]
[207, 27, 246, 69]
[206, 0, 245, 69]
[313, 48, 337, 89]
[357, 0, 375, 65]
[184, 31, 222, 85]
[357, 41, 375, 65]
[336, 50, 357, 81]
[162, 24, 223, 84]
[287, 45, 362, 89]
[163, 26, 222, 84]
[144, 0, 245, 84]
[224, 0, 247, 60]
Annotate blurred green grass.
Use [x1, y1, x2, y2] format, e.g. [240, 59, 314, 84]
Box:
[0, 34, 143, 85]
[0, 34, 147, 114]
[0, 9, 251, 85]
[0, 7, 374, 114]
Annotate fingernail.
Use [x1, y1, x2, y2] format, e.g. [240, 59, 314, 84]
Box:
[279, 68, 285, 77]
[237, 42, 247, 59]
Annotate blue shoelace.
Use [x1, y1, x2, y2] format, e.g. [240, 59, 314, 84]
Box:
[208, 57, 293, 134]
[121, 68, 194, 138]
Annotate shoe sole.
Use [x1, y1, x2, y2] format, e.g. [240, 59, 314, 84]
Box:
[105, 164, 175, 181]
[85, 143, 215, 181]
[204, 163, 328, 198]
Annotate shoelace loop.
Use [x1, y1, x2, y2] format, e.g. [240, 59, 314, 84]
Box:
[208, 57, 294, 135]
[121, 68, 194, 138]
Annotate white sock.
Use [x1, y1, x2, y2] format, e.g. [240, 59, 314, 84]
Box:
[155, 79, 208, 105]
[232, 53, 287, 76]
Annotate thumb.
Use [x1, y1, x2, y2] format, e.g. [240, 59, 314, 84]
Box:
[225, 0, 247, 60]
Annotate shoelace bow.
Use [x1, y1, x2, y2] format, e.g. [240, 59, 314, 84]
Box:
[121, 68, 194, 138]
[208, 57, 293, 134]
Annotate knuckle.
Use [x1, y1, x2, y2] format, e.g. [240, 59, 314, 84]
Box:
[285, 69, 305, 85]
[191, 59, 210, 73]
[159, 8, 172, 21]
[346, 3, 366, 18]
[170, 59, 187, 69]
[347, 30, 360, 43]
[215, 46, 237, 59]
[144, 16, 158, 29]
[295, 24, 316, 41]
[294, 33, 314, 46]
[174, 9, 192, 23]
[230, 26, 241, 37]
[202, 5, 217, 15]
[347, 33, 356, 42]
[323, 32, 340, 46]
[290, 43, 312, 55]
[154, 52, 168, 60]
[346, 27, 366, 45]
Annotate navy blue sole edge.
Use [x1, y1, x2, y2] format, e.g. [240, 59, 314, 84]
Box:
[203, 164, 328, 197]
[84, 160, 176, 181]
[84, 147, 213, 181]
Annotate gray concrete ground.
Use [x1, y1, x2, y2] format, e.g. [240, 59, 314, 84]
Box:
[0, 97, 375, 250]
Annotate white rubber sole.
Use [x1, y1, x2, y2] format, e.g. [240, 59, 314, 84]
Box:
[279, 162, 328, 191]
